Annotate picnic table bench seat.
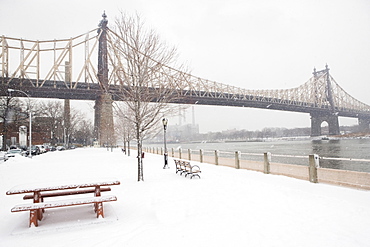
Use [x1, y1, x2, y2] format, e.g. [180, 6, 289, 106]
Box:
[174, 159, 201, 179]
[12, 195, 117, 227]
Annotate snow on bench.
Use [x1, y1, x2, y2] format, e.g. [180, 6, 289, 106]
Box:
[174, 159, 201, 179]
[11, 195, 117, 227]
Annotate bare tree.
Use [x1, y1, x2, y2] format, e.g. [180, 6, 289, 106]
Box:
[111, 12, 182, 181]
[0, 94, 39, 150]
[74, 119, 94, 146]
[0, 96, 21, 150]
[38, 101, 63, 145]
[66, 108, 85, 147]
[37, 100, 86, 147]
[114, 103, 134, 156]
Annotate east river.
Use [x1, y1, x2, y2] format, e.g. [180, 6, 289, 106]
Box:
[146, 138, 370, 173]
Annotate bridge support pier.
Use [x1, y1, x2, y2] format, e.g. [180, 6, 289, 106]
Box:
[64, 99, 70, 148]
[94, 93, 115, 146]
[310, 113, 340, 136]
[358, 118, 370, 133]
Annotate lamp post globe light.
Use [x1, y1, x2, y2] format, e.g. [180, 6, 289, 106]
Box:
[162, 118, 169, 169]
[7, 89, 32, 158]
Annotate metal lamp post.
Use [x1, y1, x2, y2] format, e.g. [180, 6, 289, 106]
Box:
[8, 89, 32, 158]
[162, 118, 169, 169]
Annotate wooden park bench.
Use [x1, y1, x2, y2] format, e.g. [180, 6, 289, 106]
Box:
[11, 195, 117, 227]
[6, 179, 120, 227]
[174, 159, 201, 179]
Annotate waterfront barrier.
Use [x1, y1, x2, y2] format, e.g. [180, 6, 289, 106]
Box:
[145, 146, 370, 190]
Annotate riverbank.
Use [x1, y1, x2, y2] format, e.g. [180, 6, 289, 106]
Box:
[146, 146, 370, 190]
[145, 138, 370, 173]
[1, 148, 369, 246]
[147, 133, 370, 145]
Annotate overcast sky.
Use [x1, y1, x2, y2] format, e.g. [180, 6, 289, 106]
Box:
[1, 0, 370, 133]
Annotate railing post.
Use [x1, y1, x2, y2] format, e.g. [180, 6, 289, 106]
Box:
[215, 150, 219, 165]
[179, 148, 182, 159]
[171, 148, 174, 157]
[200, 149, 203, 163]
[309, 154, 319, 183]
[264, 152, 271, 174]
[235, 151, 241, 169]
[188, 149, 192, 161]
[161, 147, 163, 155]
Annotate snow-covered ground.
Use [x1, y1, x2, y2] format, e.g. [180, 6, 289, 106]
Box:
[0, 148, 369, 247]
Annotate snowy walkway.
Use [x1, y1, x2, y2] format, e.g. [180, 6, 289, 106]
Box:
[0, 148, 369, 247]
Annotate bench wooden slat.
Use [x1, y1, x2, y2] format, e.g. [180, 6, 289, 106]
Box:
[22, 187, 111, 200]
[12, 195, 117, 212]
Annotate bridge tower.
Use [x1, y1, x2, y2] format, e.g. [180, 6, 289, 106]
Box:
[310, 65, 340, 136]
[94, 12, 115, 146]
[310, 112, 340, 136]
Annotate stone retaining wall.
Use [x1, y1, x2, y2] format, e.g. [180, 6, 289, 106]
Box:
[145, 147, 370, 190]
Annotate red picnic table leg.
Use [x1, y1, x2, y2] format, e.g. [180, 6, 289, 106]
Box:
[96, 202, 104, 218]
[29, 191, 40, 227]
[33, 192, 43, 221]
[94, 186, 104, 218]
[94, 186, 101, 213]
[29, 210, 38, 227]
[94, 186, 101, 197]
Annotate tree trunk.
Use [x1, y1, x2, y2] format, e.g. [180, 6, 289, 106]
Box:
[1, 106, 10, 151]
[137, 140, 143, 181]
[127, 138, 130, 156]
[137, 127, 143, 181]
[1, 123, 8, 151]
[123, 134, 127, 155]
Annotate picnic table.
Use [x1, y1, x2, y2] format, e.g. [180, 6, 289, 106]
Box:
[6, 179, 120, 227]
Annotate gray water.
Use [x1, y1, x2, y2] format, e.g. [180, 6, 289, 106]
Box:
[148, 138, 370, 173]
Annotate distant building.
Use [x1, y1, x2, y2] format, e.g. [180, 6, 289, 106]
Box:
[0, 117, 53, 149]
[32, 117, 53, 145]
[170, 123, 199, 142]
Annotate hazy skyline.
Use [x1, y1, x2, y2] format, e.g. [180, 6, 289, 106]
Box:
[1, 0, 370, 133]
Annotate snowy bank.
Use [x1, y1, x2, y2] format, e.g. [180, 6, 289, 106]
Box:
[0, 148, 369, 247]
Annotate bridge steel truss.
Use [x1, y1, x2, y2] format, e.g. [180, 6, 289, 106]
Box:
[1, 26, 370, 137]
